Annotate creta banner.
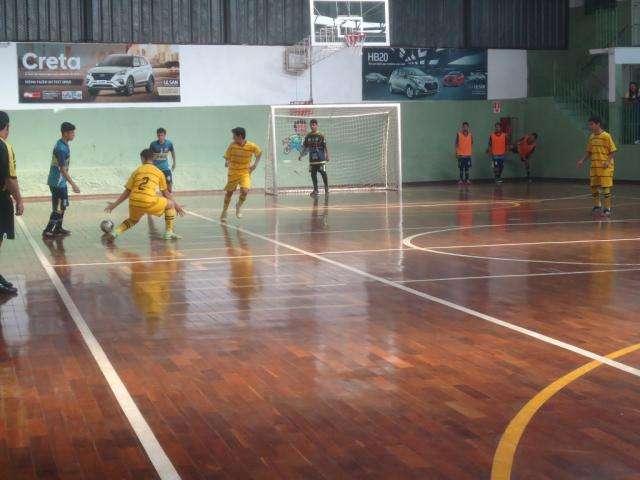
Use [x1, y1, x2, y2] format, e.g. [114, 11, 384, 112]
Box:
[363, 48, 487, 101]
[17, 43, 180, 103]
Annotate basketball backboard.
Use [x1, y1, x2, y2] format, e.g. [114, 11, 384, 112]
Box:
[310, 0, 390, 46]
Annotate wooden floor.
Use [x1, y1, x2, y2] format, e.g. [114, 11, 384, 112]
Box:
[1, 182, 640, 480]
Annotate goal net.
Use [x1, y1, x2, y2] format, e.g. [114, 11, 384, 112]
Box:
[266, 103, 401, 195]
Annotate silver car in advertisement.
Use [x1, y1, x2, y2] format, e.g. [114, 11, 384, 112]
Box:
[85, 54, 155, 96]
[388, 67, 439, 98]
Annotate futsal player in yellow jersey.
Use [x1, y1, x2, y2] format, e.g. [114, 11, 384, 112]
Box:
[104, 149, 185, 240]
[220, 127, 262, 222]
[578, 116, 617, 217]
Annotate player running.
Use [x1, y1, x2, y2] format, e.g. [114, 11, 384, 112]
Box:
[299, 119, 330, 197]
[43, 122, 80, 237]
[487, 122, 508, 184]
[150, 127, 176, 191]
[578, 116, 617, 217]
[103, 148, 184, 241]
[220, 127, 262, 222]
[455, 121, 473, 185]
[517, 133, 539, 182]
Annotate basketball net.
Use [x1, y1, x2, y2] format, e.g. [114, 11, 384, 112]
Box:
[344, 32, 366, 49]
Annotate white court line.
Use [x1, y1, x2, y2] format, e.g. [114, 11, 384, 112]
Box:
[16, 217, 181, 480]
[425, 237, 640, 250]
[400, 267, 640, 283]
[186, 210, 640, 379]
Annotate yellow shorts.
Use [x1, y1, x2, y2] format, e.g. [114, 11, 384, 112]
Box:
[129, 196, 168, 221]
[590, 176, 613, 188]
[225, 173, 251, 191]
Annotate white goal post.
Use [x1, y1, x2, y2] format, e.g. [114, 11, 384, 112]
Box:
[265, 103, 402, 195]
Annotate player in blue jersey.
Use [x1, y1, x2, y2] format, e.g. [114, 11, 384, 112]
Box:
[43, 122, 80, 237]
[150, 127, 176, 191]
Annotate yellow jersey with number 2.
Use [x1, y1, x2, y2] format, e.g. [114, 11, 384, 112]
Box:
[125, 163, 168, 210]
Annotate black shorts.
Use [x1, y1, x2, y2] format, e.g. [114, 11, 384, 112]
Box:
[458, 157, 472, 169]
[161, 170, 173, 185]
[0, 193, 15, 240]
[309, 163, 326, 173]
[50, 186, 69, 212]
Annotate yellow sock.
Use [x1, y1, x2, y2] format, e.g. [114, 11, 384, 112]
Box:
[591, 187, 601, 207]
[165, 208, 176, 233]
[602, 188, 612, 209]
[223, 194, 232, 212]
[115, 218, 137, 235]
[237, 193, 248, 208]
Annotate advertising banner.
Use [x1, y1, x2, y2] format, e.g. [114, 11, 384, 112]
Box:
[363, 48, 487, 101]
[17, 43, 180, 103]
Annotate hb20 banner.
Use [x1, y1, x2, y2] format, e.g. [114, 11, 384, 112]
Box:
[363, 48, 487, 101]
[17, 43, 180, 103]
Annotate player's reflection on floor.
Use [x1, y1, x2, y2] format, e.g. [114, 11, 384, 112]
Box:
[42, 236, 71, 280]
[221, 223, 261, 316]
[104, 239, 180, 333]
[310, 196, 329, 231]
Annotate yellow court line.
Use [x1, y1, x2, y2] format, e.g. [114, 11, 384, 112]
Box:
[491, 342, 640, 480]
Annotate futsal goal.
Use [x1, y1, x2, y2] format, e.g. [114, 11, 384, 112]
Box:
[265, 103, 401, 195]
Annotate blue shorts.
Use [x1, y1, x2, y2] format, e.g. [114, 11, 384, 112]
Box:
[458, 157, 472, 169]
[50, 186, 69, 212]
[493, 156, 506, 167]
[161, 169, 173, 185]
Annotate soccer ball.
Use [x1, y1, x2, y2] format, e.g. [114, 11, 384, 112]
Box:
[100, 219, 114, 234]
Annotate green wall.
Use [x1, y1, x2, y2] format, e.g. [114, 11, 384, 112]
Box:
[8, 100, 527, 197]
[6, 96, 637, 197]
[527, 97, 640, 181]
[7, 106, 269, 197]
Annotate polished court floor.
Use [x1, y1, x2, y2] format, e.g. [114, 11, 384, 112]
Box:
[1, 182, 640, 479]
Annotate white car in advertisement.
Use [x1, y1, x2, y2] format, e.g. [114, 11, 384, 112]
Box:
[85, 54, 155, 96]
[365, 72, 388, 83]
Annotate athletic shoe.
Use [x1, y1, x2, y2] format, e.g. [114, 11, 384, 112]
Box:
[220, 211, 228, 223]
[42, 230, 56, 238]
[603, 208, 612, 217]
[310, 190, 319, 197]
[0, 284, 17, 296]
[592, 206, 602, 215]
[458, 180, 464, 185]
[235, 205, 243, 219]
[465, 180, 472, 185]
[0, 275, 14, 289]
[163, 231, 182, 240]
[54, 228, 71, 236]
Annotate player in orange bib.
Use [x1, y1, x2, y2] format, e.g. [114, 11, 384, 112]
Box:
[455, 121, 473, 185]
[578, 116, 617, 217]
[487, 123, 508, 184]
[517, 133, 538, 182]
[104, 149, 185, 241]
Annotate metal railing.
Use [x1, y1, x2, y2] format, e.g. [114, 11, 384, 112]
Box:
[553, 72, 609, 127]
[619, 102, 640, 144]
[593, 6, 633, 47]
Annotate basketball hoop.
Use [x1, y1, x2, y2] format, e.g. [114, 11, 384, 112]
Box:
[344, 32, 366, 48]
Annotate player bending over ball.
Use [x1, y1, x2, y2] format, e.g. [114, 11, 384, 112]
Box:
[299, 119, 330, 196]
[578, 116, 617, 217]
[150, 127, 176, 191]
[455, 121, 473, 185]
[43, 122, 80, 237]
[220, 127, 262, 222]
[103, 148, 184, 241]
[516, 133, 538, 182]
